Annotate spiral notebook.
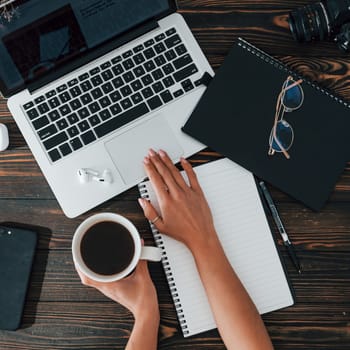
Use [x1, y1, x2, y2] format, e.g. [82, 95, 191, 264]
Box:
[183, 38, 350, 211]
[138, 158, 294, 337]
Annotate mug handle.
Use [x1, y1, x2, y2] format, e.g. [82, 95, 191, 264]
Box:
[140, 246, 162, 262]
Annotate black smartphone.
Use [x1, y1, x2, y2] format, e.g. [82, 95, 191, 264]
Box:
[0, 225, 37, 331]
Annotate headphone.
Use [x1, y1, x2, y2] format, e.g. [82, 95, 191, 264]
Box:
[77, 168, 113, 184]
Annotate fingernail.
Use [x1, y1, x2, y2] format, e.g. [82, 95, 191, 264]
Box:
[149, 148, 156, 157]
[143, 157, 150, 164]
[181, 157, 188, 163]
[138, 198, 146, 208]
[159, 149, 166, 158]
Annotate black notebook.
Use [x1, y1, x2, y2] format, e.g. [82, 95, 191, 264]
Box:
[183, 38, 350, 210]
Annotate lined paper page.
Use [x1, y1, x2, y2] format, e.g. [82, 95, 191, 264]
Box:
[143, 158, 294, 337]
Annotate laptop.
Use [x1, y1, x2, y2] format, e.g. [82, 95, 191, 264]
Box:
[1, 0, 214, 218]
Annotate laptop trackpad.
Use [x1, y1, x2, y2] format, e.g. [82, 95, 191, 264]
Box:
[105, 116, 184, 185]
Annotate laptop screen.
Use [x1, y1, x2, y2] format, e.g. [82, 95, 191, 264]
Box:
[0, 0, 172, 97]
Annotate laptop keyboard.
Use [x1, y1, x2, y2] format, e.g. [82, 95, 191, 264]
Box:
[22, 28, 202, 163]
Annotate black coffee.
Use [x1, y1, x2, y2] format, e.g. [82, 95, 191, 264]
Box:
[80, 221, 135, 276]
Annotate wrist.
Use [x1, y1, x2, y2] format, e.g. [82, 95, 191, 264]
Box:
[133, 303, 160, 325]
[189, 231, 222, 260]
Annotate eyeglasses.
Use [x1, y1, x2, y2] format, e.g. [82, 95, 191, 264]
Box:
[268, 76, 304, 159]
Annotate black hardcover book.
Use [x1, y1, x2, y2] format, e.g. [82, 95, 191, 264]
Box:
[183, 38, 350, 210]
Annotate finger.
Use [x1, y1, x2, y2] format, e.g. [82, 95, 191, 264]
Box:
[144, 156, 169, 201]
[148, 149, 181, 194]
[75, 264, 93, 286]
[158, 149, 188, 190]
[180, 158, 201, 192]
[138, 198, 166, 232]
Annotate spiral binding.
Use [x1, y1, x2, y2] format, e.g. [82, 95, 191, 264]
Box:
[237, 37, 350, 108]
[138, 183, 189, 335]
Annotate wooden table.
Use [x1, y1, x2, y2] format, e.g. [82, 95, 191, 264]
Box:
[0, 1, 349, 349]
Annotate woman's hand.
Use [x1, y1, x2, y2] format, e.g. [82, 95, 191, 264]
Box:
[138, 149, 218, 252]
[75, 259, 159, 320]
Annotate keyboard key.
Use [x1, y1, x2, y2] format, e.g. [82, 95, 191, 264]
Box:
[131, 80, 143, 92]
[152, 82, 164, 93]
[59, 105, 71, 116]
[112, 77, 124, 89]
[48, 97, 60, 109]
[101, 61, 112, 70]
[81, 93, 93, 105]
[99, 96, 112, 108]
[33, 116, 49, 130]
[70, 99, 82, 111]
[123, 71, 135, 83]
[99, 109, 112, 121]
[111, 56, 122, 64]
[144, 39, 154, 47]
[182, 79, 195, 92]
[68, 78, 78, 87]
[78, 120, 90, 132]
[91, 75, 103, 86]
[194, 78, 202, 87]
[155, 33, 166, 41]
[81, 81, 93, 92]
[123, 58, 135, 70]
[174, 89, 184, 97]
[90, 67, 101, 76]
[88, 102, 101, 114]
[112, 64, 124, 76]
[121, 98, 132, 110]
[57, 119, 69, 130]
[134, 66, 146, 77]
[102, 69, 113, 81]
[163, 76, 175, 88]
[70, 137, 83, 151]
[173, 54, 193, 70]
[57, 84, 67, 92]
[110, 103, 122, 116]
[109, 90, 122, 102]
[89, 115, 101, 126]
[142, 74, 153, 86]
[81, 130, 96, 145]
[122, 50, 133, 59]
[121, 85, 133, 97]
[95, 103, 149, 138]
[59, 143, 72, 156]
[152, 69, 164, 80]
[67, 125, 79, 137]
[91, 87, 103, 99]
[67, 113, 79, 125]
[160, 90, 174, 103]
[166, 28, 176, 36]
[48, 149, 61, 162]
[141, 87, 154, 99]
[133, 53, 145, 65]
[59, 92, 71, 103]
[165, 34, 181, 48]
[144, 48, 156, 59]
[144, 61, 156, 72]
[163, 63, 175, 75]
[27, 108, 39, 120]
[165, 49, 177, 61]
[38, 102, 49, 114]
[48, 110, 60, 122]
[174, 64, 198, 82]
[34, 96, 45, 104]
[133, 44, 144, 53]
[45, 90, 56, 98]
[78, 107, 90, 119]
[38, 124, 58, 140]
[154, 42, 166, 54]
[43, 131, 68, 150]
[78, 73, 89, 81]
[101, 82, 114, 94]
[131, 92, 143, 105]
[147, 96, 163, 110]
[23, 101, 34, 110]
[155, 55, 166, 66]
[70, 86, 82, 97]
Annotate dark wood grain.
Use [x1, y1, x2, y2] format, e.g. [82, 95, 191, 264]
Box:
[0, 0, 350, 349]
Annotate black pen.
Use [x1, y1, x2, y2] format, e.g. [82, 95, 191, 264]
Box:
[259, 181, 302, 274]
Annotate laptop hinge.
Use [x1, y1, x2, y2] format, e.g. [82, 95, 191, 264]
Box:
[27, 20, 160, 95]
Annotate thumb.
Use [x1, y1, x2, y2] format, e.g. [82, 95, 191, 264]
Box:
[138, 198, 165, 232]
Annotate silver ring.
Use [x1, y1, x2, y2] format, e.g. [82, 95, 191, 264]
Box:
[151, 215, 161, 224]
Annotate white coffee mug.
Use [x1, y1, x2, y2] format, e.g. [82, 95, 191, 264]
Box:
[72, 213, 162, 282]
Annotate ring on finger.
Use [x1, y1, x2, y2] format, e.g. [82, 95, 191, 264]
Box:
[151, 215, 161, 224]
